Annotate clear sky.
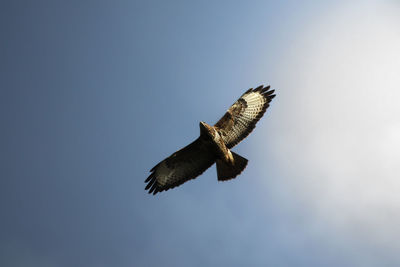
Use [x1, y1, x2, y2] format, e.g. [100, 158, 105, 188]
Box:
[2, 0, 400, 266]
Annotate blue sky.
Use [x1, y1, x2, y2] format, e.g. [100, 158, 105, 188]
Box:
[2, 1, 400, 266]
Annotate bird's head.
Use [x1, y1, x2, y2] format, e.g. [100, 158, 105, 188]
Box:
[199, 121, 216, 139]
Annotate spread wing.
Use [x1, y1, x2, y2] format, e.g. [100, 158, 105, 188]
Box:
[145, 138, 216, 195]
[214, 85, 275, 149]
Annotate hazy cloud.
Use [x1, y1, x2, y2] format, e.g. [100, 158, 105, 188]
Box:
[259, 1, 400, 263]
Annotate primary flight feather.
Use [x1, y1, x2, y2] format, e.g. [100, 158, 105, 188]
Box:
[145, 85, 276, 195]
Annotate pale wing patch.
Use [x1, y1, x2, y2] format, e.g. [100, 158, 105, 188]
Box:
[214, 85, 276, 148]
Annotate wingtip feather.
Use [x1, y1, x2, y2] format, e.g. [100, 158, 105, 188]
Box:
[149, 181, 158, 194]
[260, 85, 270, 93]
[254, 85, 263, 92]
[145, 173, 153, 183]
[265, 89, 275, 95]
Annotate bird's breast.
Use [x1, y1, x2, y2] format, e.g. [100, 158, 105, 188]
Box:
[212, 132, 232, 164]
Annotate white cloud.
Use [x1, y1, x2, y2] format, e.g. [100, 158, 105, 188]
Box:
[259, 0, 400, 259]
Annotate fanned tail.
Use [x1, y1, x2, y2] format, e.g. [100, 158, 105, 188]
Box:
[216, 151, 248, 181]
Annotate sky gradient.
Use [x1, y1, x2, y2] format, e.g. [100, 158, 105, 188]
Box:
[2, 1, 400, 266]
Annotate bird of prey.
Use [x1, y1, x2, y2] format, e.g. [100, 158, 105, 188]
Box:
[145, 85, 276, 195]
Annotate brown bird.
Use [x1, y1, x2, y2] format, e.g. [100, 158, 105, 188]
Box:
[145, 85, 276, 195]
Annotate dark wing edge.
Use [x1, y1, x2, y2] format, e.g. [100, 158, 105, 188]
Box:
[145, 138, 216, 195]
[214, 85, 276, 149]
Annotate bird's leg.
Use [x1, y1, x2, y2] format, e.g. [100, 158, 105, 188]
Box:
[225, 149, 235, 165]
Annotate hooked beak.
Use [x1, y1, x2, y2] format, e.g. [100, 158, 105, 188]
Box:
[199, 121, 210, 134]
[199, 121, 205, 128]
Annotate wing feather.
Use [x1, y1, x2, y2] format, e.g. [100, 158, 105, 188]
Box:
[214, 85, 275, 148]
[145, 137, 216, 195]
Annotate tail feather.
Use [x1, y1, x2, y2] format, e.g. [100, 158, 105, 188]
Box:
[216, 151, 248, 181]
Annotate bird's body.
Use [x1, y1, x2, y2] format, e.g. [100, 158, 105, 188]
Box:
[199, 121, 233, 165]
[145, 85, 276, 195]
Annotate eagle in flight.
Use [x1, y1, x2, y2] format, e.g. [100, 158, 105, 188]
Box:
[145, 85, 276, 195]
